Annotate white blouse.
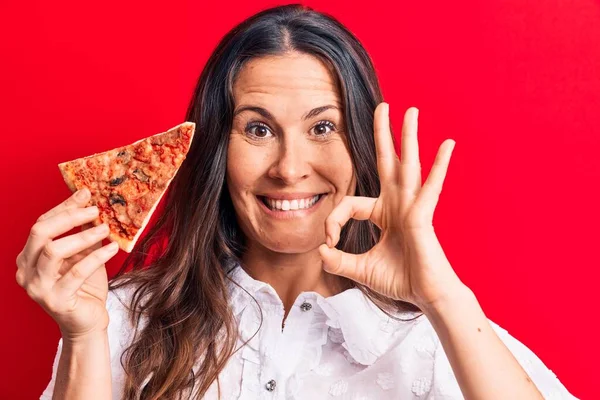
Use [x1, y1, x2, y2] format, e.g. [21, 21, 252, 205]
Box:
[41, 265, 578, 399]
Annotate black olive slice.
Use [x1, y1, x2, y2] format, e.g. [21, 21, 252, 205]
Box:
[109, 176, 127, 186]
[109, 193, 127, 206]
[132, 168, 150, 182]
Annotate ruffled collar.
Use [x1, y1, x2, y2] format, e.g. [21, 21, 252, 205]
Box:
[226, 264, 422, 366]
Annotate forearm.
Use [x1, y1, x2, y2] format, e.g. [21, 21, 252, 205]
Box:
[52, 330, 112, 400]
[422, 287, 543, 400]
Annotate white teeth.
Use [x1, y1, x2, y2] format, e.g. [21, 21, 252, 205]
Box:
[290, 199, 299, 210]
[264, 195, 321, 211]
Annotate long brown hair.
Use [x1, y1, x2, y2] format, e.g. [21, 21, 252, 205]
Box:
[109, 4, 421, 399]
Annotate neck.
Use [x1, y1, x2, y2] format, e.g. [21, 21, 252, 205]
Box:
[241, 242, 348, 316]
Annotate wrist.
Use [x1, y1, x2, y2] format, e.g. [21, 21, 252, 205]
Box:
[418, 283, 477, 318]
[61, 328, 108, 347]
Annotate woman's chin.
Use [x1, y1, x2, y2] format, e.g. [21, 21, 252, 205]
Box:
[261, 237, 324, 254]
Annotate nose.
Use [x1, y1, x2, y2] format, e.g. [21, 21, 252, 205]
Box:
[268, 138, 311, 185]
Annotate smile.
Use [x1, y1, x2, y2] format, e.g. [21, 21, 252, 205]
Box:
[263, 194, 321, 211]
[257, 193, 327, 212]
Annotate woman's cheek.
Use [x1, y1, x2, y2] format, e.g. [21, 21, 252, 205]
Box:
[320, 139, 355, 193]
[228, 138, 256, 186]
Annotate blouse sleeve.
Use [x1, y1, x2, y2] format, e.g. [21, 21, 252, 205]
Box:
[427, 319, 579, 400]
[39, 288, 131, 400]
[39, 336, 62, 400]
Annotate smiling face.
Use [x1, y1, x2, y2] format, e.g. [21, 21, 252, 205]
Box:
[226, 52, 356, 254]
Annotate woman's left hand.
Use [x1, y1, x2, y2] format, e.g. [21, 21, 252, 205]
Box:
[319, 102, 466, 311]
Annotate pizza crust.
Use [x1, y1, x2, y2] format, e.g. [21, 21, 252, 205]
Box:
[58, 163, 78, 193]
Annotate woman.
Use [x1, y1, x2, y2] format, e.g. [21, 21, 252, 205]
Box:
[17, 4, 577, 399]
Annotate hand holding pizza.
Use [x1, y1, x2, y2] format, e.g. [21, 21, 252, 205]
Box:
[319, 103, 466, 311]
[15, 188, 119, 340]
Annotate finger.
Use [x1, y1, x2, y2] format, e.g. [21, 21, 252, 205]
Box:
[54, 241, 119, 294]
[325, 196, 378, 247]
[23, 206, 100, 265]
[399, 107, 422, 192]
[37, 188, 91, 222]
[319, 244, 370, 285]
[415, 139, 456, 221]
[81, 223, 104, 251]
[37, 224, 111, 276]
[374, 102, 398, 183]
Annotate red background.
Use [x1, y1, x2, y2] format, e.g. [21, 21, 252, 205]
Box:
[1, 1, 597, 398]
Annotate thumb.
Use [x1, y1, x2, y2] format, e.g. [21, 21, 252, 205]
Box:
[324, 196, 378, 247]
[319, 244, 368, 285]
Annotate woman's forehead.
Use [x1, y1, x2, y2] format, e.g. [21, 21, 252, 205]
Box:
[233, 53, 342, 109]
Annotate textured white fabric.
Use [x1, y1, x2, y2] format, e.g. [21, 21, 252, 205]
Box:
[41, 265, 578, 399]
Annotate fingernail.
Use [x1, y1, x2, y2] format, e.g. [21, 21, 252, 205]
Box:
[76, 188, 89, 200]
[97, 224, 109, 234]
[415, 108, 419, 119]
[326, 236, 332, 248]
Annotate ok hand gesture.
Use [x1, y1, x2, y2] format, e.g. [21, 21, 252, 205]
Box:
[319, 103, 464, 310]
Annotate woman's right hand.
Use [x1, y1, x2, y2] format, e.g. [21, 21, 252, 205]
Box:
[15, 188, 120, 341]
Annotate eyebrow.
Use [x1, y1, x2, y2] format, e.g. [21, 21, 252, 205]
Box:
[233, 104, 340, 121]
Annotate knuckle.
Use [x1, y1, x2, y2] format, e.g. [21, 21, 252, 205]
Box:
[15, 251, 26, 269]
[30, 223, 46, 238]
[74, 231, 90, 246]
[341, 197, 355, 212]
[41, 243, 61, 261]
[91, 250, 107, 264]
[15, 269, 26, 287]
[83, 226, 102, 241]
[65, 196, 77, 206]
[25, 285, 39, 301]
[65, 208, 79, 218]
[36, 213, 49, 223]
[68, 265, 85, 281]
[22, 276, 50, 303]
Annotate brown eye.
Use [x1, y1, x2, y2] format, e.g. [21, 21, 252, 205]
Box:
[253, 126, 269, 137]
[312, 121, 336, 136]
[245, 122, 273, 139]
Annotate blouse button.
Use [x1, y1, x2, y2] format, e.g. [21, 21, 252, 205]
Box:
[300, 301, 313, 312]
[265, 379, 277, 391]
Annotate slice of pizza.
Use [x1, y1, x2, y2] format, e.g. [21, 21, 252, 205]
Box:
[58, 122, 196, 253]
